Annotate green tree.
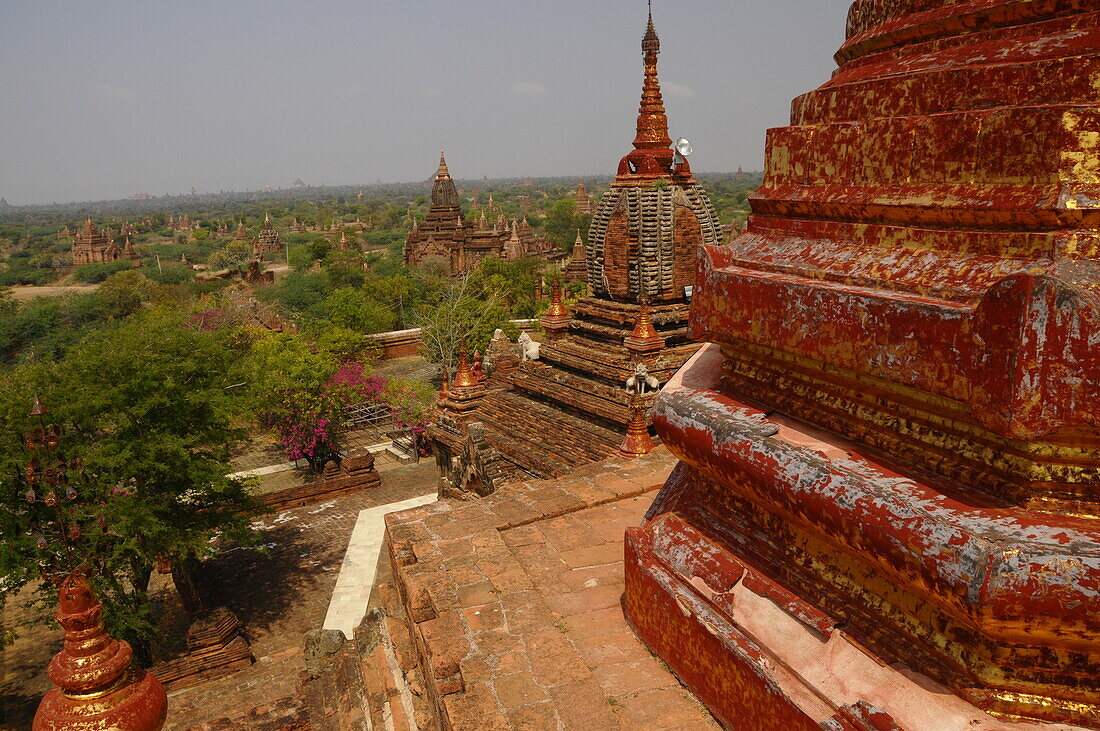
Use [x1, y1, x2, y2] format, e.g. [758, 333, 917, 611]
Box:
[544, 198, 589, 249]
[96, 269, 153, 320]
[414, 274, 509, 380]
[0, 308, 262, 661]
[322, 287, 395, 334]
[207, 239, 254, 270]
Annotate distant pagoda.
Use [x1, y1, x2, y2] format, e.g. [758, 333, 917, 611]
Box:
[252, 212, 282, 258]
[403, 151, 557, 273]
[573, 181, 592, 215]
[562, 230, 588, 284]
[429, 8, 720, 496]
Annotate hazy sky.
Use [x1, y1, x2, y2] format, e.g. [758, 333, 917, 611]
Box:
[0, 1, 851, 205]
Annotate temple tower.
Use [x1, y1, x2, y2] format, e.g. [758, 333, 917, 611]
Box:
[428, 8, 718, 497]
[563, 230, 588, 284]
[586, 10, 721, 304]
[404, 151, 555, 271]
[253, 212, 282, 258]
[71, 218, 120, 266]
[625, 2, 1100, 728]
[573, 181, 592, 215]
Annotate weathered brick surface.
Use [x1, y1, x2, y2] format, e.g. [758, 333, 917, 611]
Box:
[365, 447, 721, 729]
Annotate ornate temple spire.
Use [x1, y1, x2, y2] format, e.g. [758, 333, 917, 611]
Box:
[541, 279, 571, 338]
[431, 150, 460, 208]
[632, 5, 672, 152]
[504, 220, 523, 260]
[435, 150, 451, 180]
[451, 345, 479, 389]
[625, 300, 665, 352]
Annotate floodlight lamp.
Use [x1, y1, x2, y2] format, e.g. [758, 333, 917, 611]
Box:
[675, 138, 694, 157]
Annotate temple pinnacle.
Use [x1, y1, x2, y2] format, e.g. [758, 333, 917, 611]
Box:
[633, 6, 671, 151]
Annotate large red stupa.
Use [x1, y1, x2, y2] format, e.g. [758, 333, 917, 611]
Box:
[625, 1, 1100, 729]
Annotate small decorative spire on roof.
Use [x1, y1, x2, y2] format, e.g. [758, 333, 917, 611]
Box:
[546, 281, 568, 319]
[35, 575, 167, 730]
[436, 150, 451, 180]
[625, 300, 665, 352]
[452, 344, 479, 389]
[618, 397, 655, 458]
[541, 279, 571, 337]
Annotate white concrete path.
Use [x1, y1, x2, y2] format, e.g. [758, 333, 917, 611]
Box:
[227, 462, 296, 479]
[322, 493, 437, 637]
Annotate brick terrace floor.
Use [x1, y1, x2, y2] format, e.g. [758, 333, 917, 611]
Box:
[497, 493, 721, 729]
[382, 447, 721, 729]
[162, 460, 437, 730]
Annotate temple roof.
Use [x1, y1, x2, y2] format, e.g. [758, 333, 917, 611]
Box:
[430, 150, 461, 208]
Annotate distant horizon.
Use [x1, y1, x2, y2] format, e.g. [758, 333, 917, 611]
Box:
[0, 167, 764, 210]
[1, 1, 849, 205]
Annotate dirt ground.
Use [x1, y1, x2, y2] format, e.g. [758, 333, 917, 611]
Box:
[6, 284, 99, 301]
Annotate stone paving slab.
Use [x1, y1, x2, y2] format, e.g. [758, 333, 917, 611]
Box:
[380, 447, 721, 729]
[323, 492, 437, 637]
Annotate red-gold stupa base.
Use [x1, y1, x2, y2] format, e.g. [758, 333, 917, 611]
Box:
[35, 670, 168, 731]
[624, 520, 1083, 731]
[624, 346, 1099, 730]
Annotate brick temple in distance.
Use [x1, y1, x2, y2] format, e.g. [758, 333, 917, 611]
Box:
[625, 1, 1100, 729]
[428, 11, 722, 497]
[403, 152, 557, 273]
[71, 217, 140, 267]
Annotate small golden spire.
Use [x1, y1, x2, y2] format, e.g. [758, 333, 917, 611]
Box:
[452, 345, 479, 389]
[546, 281, 568, 319]
[625, 300, 665, 352]
[541, 280, 571, 337]
[618, 398, 655, 458]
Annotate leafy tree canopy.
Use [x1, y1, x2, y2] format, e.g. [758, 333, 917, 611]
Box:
[0, 307, 262, 655]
